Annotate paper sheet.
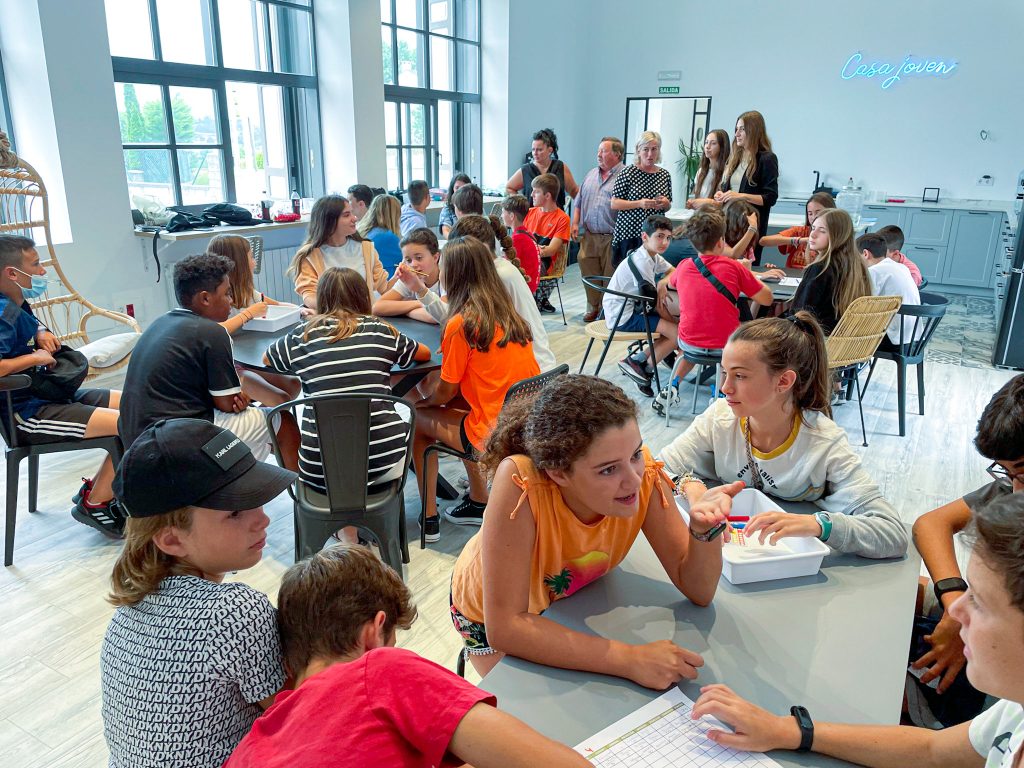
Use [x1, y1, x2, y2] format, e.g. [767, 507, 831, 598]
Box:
[778, 277, 802, 287]
[574, 688, 784, 767]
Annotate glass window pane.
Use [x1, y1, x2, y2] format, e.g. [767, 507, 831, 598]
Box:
[461, 101, 481, 181]
[409, 103, 426, 145]
[169, 87, 219, 144]
[156, 0, 215, 65]
[178, 149, 225, 203]
[270, 5, 314, 75]
[456, 0, 479, 41]
[381, 27, 394, 85]
[437, 100, 454, 184]
[410, 148, 426, 186]
[396, 29, 425, 87]
[429, 0, 454, 35]
[219, 0, 268, 71]
[430, 36, 453, 90]
[116, 83, 169, 144]
[386, 148, 400, 189]
[385, 102, 398, 145]
[124, 149, 174, 205]
[380, 0, 392, 23]
[457, 41, 479, 93]
[105, 0, 155, 59]
[226, 81, 288, 204]
[395, 0, 421, 29]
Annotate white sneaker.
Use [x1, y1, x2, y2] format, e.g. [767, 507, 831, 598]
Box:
[651, 385, 680, 415]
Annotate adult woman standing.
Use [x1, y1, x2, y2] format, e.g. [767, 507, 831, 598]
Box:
[504, 128, 579, 210]
[686, 129, 730, 209]
[715, 111, 778, 264]
[356, 194, 403, 275]
[610, 131, 672, 265]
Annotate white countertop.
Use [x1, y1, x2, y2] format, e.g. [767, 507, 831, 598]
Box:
[780, 194, 1016, 218]
[666, 208, 807, 229]
[134, 218, 307, 241]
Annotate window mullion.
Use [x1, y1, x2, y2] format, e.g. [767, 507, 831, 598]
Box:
[215, 82, 236, 202]
[149, 0, 164, 61]
[263, 1, 274, 72]
[209, 0, 225, 67]
[160, 85, 183, 205]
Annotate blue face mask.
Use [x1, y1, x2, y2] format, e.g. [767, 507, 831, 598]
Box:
[12, 268, 52, 299]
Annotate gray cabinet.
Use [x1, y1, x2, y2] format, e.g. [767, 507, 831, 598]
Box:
[942, 211, 1002, 288]
[905, 208, 953, 244]
[903, 244, 947, 282]
[863, 204, 905, 231]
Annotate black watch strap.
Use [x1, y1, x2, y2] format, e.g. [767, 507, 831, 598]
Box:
[790, 705, 814, 752]
[934, 577, 969, 602]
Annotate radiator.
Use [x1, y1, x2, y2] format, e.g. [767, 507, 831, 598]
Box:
[253, 246, 301, 303]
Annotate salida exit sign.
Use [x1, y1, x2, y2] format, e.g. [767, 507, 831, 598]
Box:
[658, 86, 680, 94]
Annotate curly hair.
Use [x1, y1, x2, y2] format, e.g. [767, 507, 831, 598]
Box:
[481, 375, 638, 479]
[450, 214, 531, 285]
[173, 253, 233, 307]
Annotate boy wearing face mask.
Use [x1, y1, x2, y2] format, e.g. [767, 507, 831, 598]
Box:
[0, 235, 124, 537]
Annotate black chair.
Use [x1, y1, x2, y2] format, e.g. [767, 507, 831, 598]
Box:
[419, 364, 570, 549]
[918, 276, 929, 290]
[265, 393, 414, 577]
[578, 276, 663, 394]
[1, 375, 123, 567]
[861, 293, 948, 437]
[682, 348, 722, 416]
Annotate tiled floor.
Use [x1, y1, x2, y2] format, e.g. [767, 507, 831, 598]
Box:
[927, 294, 997, 368]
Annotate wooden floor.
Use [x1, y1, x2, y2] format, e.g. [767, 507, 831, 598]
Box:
[0, 264, 1016, 767]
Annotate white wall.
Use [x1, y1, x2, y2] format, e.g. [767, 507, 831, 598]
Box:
[503, 0, 1024, 202]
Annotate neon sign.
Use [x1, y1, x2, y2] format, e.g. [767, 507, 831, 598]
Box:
[841, 52, 957, 89]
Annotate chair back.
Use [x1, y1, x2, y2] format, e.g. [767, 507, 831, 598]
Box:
[0, 374, 30, 450]
[581, 275, 659, 328]
[540, 243, 570, 281]
[505, 364, 570, 405]
[825, 295, 903, 369]
[266, 393, 415, 513]
[893, 301, 947, 360]
[919, 291, 950, 307]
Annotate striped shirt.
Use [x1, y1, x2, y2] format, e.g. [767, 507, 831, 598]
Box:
[576, 162, 623, 235]
[265, 317, 419, 490]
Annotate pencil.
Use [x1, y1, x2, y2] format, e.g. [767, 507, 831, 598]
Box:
[409, 268, 430, 277]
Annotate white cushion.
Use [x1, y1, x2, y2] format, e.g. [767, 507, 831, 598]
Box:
[78, 332, 141, 368]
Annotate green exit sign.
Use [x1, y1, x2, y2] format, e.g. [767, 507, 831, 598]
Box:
[658, 86, 680, 94]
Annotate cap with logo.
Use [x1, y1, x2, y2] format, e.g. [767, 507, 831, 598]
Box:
[113, 418, 296, 518]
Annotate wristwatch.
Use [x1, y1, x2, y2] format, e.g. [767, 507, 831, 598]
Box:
[814, 511, 832, 542]
[790, 706, 814, 752]
[690, 521, 728, 542]
[934, 577, 969, 603]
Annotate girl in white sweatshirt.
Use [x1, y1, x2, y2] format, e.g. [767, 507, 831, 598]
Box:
[659, 311, 907, 559]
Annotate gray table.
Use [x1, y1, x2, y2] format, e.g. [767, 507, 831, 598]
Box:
[480, 513, 919, 768]
[753, 266, 805, 302]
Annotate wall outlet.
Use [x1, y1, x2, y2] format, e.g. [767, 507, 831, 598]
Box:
[978, 174, 995, 186]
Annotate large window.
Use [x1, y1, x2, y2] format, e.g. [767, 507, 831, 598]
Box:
[105, 0, 323, 208]
[381, 0, 480, 189]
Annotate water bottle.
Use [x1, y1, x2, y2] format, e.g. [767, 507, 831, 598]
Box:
[835, 177, 864, 227]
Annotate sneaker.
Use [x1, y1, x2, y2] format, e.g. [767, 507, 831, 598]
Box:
[539, 300, 557, 314]
[651, 385, 680, 415]
[618, 358, 654, 397]
[420, 513, 440, 543]
[444, 496, 486, 526]
[72, 477, 93, 505]
[71, 497, 125, 539]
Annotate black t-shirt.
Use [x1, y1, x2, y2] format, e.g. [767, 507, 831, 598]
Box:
[790, 260, 840, 334]
[118, 309, 241, 447]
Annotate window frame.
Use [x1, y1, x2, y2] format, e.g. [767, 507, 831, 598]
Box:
[110, 0, 323, 208]
[0, 46, 13, 148]
[381, 0, 481, 190]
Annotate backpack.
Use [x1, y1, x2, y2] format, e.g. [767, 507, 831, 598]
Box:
[202, 203, 265, 226]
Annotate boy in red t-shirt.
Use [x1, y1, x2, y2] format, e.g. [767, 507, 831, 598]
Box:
[500, 194, 541, 292]
[224, 545, 588, 768]
[523, 173, 570, 313]
[655, 207, 773, 413]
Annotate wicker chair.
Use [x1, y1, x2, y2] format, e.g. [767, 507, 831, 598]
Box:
[536, 243, 569, 325]
[825, 295, 903, 447]
[0, 132, 141, 378]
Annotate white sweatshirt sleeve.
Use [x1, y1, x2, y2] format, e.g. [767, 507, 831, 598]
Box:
[417, 289, 449, 323]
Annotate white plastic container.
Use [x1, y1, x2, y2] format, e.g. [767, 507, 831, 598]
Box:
[677, 488, 829, 585]
[242, 305, 301, 332]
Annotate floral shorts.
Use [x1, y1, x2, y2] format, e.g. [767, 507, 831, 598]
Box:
[449, 593, 496, 656]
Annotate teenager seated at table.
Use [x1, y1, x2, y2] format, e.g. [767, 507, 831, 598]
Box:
[609, 214, 678, 397]
[909, 374, 1024, 728]
[759, 191, 836, 269]
[372, 228, 445, 324]
[689, 492, 1024, 768]
[787, 208, 872, 335]
[654, 207, 773, 413]
[400, 179, 430, 236]
[500, 194, 541, 292]
[450, 374, 737, 684]
[659, 313, 908, 559]
[289, 195, 391, 311]
[451, 183, 484, 218]
[858, 232, 921, 353]
[523, 173, 570, 313]
[0, 235, 124, 536]
[440, 173, 471, 236]
[355, 194, 404, 276]
[118, 254, 299, 470]
[101, 418, 296, 768]
[206, 234, 302, 407]
[879, 224, 924, 286]
[448, 214, 556, 371]
[412, 236, 540, 543]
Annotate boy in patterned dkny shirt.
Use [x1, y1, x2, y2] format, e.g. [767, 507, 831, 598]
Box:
[100, 418, 295, 768]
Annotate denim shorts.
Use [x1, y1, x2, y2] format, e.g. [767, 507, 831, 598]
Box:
[616, 312, 660, 333]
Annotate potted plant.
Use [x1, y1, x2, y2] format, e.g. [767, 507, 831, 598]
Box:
[676, 136, 703, 200]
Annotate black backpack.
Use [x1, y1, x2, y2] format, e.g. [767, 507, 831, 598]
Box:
[202, 203, 265, 226]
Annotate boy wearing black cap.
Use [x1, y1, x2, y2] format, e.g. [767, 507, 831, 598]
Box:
[100, 418, 296, 768]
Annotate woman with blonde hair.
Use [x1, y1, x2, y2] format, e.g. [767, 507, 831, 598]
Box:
[715, 111, 779, 264]
[610, 130, 673, 265]
[789, 208, 873, 334]
[288, 195, 391, 310]
[686, 128, 731, 209]
[356, 193, 403, 275]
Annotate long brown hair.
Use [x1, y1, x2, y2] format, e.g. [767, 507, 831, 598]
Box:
[442, 236, 532, 352]
[730, 311, 832, 419]
[723, 110, 772, 186]
[356, 194, 401, 238]
[481, 375, 638, 479]
[108, 508, 200, 607]
[812, 209, 873, 318]
[304, 266, 387, 344]
[723, 199, 757, 248]
[288, 195, 364, 278]
[693, 128, 730, 197]
[450, 213, 531, 285]
[207, 234, 255, 310]
[805, 191, 836, 227]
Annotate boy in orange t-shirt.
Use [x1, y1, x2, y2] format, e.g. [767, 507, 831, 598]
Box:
[523, 173, 570, 313]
